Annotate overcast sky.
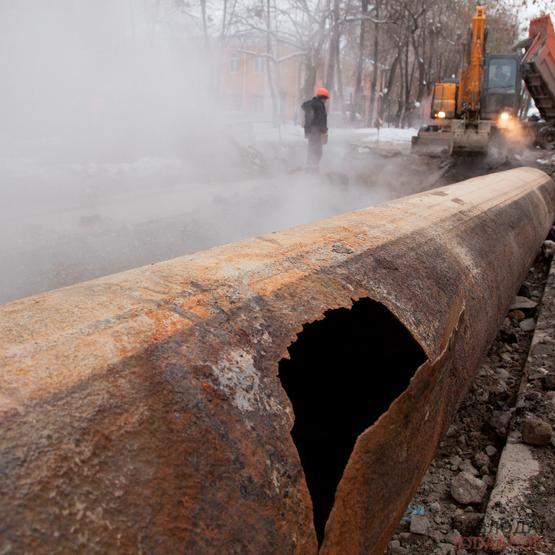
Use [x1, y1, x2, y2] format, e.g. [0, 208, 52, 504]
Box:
[518, 2, 551, 32]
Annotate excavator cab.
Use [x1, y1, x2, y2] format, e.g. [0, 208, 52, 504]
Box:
[481, 55, 521, 122]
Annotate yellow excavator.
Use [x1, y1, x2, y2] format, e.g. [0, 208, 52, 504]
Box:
[412, 5, 522, 154]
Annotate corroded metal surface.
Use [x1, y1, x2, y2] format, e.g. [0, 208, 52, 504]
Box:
[1, 167, 554, 554]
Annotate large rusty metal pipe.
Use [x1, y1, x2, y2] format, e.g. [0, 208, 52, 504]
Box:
[1, 168, 554, 554]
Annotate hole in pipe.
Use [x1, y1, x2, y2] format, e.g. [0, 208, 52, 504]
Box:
[278, 298, 426, 545]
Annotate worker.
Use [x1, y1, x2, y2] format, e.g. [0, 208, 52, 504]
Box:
[301, 87, 329, 172]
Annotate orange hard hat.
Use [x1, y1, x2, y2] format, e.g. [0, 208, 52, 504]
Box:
[316, 87, 330, 98]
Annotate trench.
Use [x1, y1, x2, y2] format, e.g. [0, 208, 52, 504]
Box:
[278, 298, 427, 545]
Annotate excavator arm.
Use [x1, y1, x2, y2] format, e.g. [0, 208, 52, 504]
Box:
[457, 5, 487, 116]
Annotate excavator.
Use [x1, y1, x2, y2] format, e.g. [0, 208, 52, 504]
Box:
[412, 5, 555, 154]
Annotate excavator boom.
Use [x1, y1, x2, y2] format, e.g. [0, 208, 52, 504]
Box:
[457, 5, 487, 115]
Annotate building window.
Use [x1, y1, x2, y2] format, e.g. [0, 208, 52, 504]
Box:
[255, 56, 265, 74]
[230, 57, 241, 73]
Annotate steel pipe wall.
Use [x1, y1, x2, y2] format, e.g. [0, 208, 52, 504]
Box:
[1, 167, 554, 554]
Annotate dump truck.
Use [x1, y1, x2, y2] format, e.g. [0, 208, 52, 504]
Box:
[521, 14, 555, 149]
[412, 5, 522, 155]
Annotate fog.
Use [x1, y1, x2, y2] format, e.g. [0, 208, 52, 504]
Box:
[0, 1, 218, 162]
[0, 1, 434, 304]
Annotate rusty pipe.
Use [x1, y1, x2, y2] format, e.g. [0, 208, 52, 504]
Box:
[0, 167, 554, 554]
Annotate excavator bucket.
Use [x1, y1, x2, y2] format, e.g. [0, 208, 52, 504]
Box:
[412, 120, 491, 156]
[411, 125, 454, 156]
[451, 120, 491, 153]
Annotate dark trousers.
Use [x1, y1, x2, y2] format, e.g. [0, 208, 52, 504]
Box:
[306, 132, 323, 170]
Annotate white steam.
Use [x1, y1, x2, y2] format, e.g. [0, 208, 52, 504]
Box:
[0, 1, 437, 304]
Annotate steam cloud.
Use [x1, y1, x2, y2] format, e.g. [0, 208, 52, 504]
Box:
[0, 1, 435, 304]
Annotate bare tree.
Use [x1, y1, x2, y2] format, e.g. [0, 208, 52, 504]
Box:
[173, 0, 524, 128]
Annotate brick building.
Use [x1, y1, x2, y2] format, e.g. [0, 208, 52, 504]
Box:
[220, 38, 384, 125]
[220, 39, 303, 122]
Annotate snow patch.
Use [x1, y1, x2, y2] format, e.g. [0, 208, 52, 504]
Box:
[351, 127, 418, 144]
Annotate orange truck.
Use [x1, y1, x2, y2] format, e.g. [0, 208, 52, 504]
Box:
[521, 14, 555, 148]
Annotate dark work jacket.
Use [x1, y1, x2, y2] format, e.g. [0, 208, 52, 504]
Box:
[302, 97, 328, 134]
